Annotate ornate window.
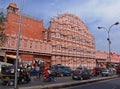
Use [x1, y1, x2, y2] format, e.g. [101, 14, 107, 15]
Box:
[68, 35, 72, 40]
[11, 37, 15, 46]
[24, 40, 27, 48]
[74, 26, 78, 32]
[56, 32, 60, 38]
[30, 41, 32, 48]
[56, 44, 61, 50]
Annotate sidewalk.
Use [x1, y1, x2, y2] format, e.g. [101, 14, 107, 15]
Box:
[19, 75, 119, 89]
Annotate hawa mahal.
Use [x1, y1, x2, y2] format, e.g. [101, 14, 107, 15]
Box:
[0, 2, 120, 69]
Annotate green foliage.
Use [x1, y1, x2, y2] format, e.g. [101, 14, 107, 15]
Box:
[0, 11, 8, 46]
[0, 11, 6, 25]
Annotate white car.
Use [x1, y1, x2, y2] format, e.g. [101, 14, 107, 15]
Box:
[101, 69, 113, 77]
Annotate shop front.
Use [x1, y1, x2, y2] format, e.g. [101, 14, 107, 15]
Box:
[6, 54, 17, 65]
[34, 55, 51, 68]
[0, 50, 5, 62]
[20, 54, 34, 67]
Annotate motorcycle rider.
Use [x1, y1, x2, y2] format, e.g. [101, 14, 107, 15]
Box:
[43, 67, 55, 82]
[43, 67, 49, 79]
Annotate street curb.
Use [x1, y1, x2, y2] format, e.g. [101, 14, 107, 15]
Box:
[19, 75, 120, 89]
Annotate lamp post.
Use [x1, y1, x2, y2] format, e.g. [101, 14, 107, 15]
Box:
[14, 0, 24, 89]
[98, 22, 119, 68]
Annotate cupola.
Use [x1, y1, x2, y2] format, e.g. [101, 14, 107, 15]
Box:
[7, 2, 18, 14]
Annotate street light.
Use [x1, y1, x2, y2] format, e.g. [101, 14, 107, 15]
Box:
[98, 22, 119, 68]
[15, 0, 24, 89]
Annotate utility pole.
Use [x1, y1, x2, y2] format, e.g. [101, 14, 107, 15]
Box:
[14, 0, 24, 89]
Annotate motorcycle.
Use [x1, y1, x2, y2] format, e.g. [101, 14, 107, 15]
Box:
[42, 74, 54, 82]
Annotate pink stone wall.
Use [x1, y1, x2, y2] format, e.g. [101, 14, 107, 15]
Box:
[0, 34, 52, 54]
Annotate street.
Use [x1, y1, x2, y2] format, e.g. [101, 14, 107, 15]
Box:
[0, 76, 74, 89]
[0, 75, 118, 89]
[0, 75, 100, 89]
[66, 78, 120, 89]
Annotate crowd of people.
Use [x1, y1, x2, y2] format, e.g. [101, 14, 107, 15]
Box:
[23, 64, 55, 82]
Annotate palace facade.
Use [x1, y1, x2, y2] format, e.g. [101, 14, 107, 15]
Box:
[47, 13, 96, 69]
[0, 2, 120, 69]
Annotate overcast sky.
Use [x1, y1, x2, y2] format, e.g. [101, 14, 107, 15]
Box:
[1, 0, 120, 54]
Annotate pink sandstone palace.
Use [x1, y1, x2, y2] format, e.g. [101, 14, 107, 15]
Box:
[0, 2, 120, 69]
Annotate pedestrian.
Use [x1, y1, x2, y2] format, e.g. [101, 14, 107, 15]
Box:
[38, 67, 43, 78]
[35, 66, 40, 78]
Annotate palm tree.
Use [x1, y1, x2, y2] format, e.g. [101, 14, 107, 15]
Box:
[0, 10, 8, 46]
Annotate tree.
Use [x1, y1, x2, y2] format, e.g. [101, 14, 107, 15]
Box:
[0, 10, 8, 46]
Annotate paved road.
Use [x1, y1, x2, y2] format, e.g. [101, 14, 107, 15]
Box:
[65, 78, 120, 89]
[0, 76, 75, 89]
[0, 75, 101, 89]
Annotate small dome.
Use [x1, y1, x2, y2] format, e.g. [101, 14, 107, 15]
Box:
[7, 2, 18, 9]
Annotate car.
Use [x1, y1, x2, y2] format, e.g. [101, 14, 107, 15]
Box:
[51, 64, 72, 77]
[60, 68, 71, 76]
[72, 67, 92, 80]
[101, 69, 113, 77]
[62, 66, 72, 76]
[51, 68, 63, 77]
[51, 67, 71, 77]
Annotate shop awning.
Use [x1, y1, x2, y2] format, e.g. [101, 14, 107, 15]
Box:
[6, 55, 19, 59]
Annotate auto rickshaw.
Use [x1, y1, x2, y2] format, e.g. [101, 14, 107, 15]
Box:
[1, 65, 31, 86]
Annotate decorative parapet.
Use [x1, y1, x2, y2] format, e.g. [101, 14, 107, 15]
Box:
[95, 50, 108, 60]
[110, 52, 120, 63]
